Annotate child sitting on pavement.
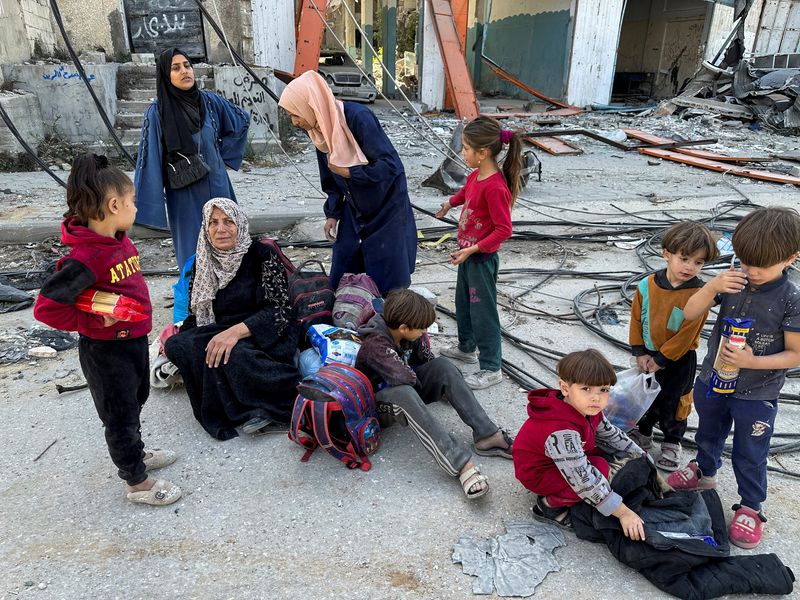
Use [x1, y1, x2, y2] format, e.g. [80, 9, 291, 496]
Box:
[628, 220, 719, 471]
[355, 289, 513, 500]
[668, 206, 800, 549]
[513, 349, 646, 539]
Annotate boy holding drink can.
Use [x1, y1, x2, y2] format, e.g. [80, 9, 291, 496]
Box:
[668, 207, 800, 549]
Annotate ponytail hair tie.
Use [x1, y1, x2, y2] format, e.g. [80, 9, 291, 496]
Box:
[500, 129, 514, 144]
[94, 154, 109, 169]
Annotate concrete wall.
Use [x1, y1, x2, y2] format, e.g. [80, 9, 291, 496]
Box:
[0, 91, 45, 153]
[213, 65, 279, 152]
[203, 0, 253, 64]
[1, 63, 118, 144]
[0, 0, 31, 63]
[466, 0, 572, 100]
[58, 0, 129, 60]
[20, 0, 57, 56]
[616, 0, 707, 97]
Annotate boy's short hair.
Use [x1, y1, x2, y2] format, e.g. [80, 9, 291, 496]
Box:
[383, 289, 436, 330]
[732, 207, 800, 268]
[661, 221, 719, 262]
[557, 349, 617, 387]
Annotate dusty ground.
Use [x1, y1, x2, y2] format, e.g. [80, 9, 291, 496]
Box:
[1, 102, 799, 599]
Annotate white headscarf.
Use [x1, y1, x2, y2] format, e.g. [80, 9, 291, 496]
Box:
[190, 198, 252, 327]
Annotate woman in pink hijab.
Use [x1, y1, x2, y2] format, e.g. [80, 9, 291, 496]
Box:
[279, 71, 416, 295]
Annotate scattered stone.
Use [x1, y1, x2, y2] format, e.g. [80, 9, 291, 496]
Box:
[38, 582, 47, 590]
[29, 346, 57, 359]
[647, 159, 661, 166]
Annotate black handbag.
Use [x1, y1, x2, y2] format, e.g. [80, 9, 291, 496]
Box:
[166, 151, 209, 190]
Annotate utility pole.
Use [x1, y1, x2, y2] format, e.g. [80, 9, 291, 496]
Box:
[381, 0, 397, 97]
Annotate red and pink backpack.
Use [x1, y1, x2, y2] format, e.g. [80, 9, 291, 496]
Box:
[288, 364, 381, 471]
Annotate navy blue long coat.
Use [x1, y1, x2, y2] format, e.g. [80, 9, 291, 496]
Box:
[317, 102, 416, 295]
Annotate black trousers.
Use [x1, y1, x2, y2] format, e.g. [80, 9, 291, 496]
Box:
[79, 335, 149, 486]
[637, 350, 696, 444]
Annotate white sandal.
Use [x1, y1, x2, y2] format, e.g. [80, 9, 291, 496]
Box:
[127, 479, 182, 506]
[459, 465, 489, 499]
[143, 449, 177, 471]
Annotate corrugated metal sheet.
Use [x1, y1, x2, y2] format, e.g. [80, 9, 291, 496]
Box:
[755, 0, 800, 54]
[566, 0, 625, 107]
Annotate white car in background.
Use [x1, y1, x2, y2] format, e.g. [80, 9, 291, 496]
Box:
[318, 51, 377, 103]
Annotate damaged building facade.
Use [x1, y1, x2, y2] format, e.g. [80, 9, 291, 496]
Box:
[419, 0, 799, 109]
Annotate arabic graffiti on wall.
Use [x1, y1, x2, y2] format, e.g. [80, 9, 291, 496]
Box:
[123, 0, 205, 59]
[216, 73, 273, 127]
[42, 65, 96, 82]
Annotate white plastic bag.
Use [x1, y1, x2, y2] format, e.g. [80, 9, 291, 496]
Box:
[605, 367, 661, 432]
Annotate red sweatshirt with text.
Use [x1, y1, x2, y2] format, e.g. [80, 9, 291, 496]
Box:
[34, 218, 152, 340]
[449, 170, 512, 253]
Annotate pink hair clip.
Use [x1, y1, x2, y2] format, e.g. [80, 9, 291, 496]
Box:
[500, 129, 514, 144]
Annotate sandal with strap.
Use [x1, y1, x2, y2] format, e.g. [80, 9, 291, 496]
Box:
[474, 429, 514, 460]
[459, 465, 489, 500]
[126, 479, 182, 506]
[656, 443, 682, 472]
[532, 496, 573, 530]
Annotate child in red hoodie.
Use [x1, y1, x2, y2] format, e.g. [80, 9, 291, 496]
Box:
[34, 153, 181, 506]
[513, 349, 645, 539]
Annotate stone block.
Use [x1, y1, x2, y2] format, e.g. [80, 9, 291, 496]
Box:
[79, 51, 107, 64]
[131, 53, 155, 66]
[0, 91, 45, 153]
[1, 63, 118, 144]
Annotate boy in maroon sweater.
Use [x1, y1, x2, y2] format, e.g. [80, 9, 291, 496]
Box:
[356, 289, 512, 499]
[34, 154, 180, 506]
[514, 349, 645, 537]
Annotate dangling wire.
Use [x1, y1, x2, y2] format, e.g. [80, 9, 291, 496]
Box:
[200, 0, 326, 197]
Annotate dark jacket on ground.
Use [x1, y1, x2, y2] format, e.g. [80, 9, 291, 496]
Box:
[355, 313, 434, 389]
[571, 457, 794, 600]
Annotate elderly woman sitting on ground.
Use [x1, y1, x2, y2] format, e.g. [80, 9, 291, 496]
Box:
[164, 198, 300, 440]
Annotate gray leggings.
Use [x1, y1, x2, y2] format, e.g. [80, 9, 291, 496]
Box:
[376, 357, 499, 476]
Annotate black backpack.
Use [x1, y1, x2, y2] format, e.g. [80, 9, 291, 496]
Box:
[288, 260, 335, 336]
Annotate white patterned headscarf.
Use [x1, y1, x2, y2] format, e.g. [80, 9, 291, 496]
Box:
[190, 198, 252, 326]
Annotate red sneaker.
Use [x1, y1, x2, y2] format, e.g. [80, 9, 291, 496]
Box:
[729, 504, 766, 549]
[667, 460, 717, 491]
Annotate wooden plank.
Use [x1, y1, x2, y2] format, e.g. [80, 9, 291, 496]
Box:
[522, 135, 583, 156]
[623, 129, 772, 163]
[639, 148, 800, 186]
[481, 56, 571, 109]
[427, 0, 479, 121]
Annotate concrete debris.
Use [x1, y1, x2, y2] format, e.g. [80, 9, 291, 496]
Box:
[671, 54, 800, 132]
[28, 346, 57, 358]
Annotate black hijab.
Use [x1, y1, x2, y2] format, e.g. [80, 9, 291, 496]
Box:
[156, 48, 205, 157]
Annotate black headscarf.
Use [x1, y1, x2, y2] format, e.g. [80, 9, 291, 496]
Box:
[156, 48, 205, 157]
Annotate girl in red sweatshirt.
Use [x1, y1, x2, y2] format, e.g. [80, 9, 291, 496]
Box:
[34, 154, 181, 506]
[435, 116, 521, 390]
